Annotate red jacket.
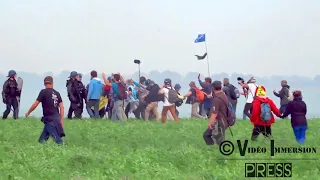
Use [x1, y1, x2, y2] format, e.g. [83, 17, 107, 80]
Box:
[250, 96, 280, 126]
[104, 85, 111, 92]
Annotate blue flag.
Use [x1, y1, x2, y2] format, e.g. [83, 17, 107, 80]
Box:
[194, 34, 206, 43]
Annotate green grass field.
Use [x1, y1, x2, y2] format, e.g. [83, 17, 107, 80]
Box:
[1, 118, 319, 180]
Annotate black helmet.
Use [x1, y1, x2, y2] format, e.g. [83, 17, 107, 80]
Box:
[145, 79, 153, 86]
[164, 78, 171, 85]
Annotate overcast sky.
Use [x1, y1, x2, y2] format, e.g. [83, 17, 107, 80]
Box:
[0, 0, 319, 77]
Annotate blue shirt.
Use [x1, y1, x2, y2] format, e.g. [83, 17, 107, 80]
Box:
[87, 78, 103, 100]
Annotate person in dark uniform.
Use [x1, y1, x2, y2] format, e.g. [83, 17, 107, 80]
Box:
[203, 81, 228, 146]
[25, 76, 65, 144]
[67, 71, 86, 119]
[2, 70, 21, 120]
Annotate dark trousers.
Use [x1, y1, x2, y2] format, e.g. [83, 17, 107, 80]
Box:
[199, 102, 204, 115]
[251, 125, 272, 140]
[3, 98, 18, 119]
[204, 108, 212, 118]
[133, 101, 146, 120]
[231, 101, 237, 114]
[125, 102, 130, 118]
[107, 106, 112, 119]
[106, 101, 112, 119]
[243, 103, 252, 119]
[280, 104, 287, 114]
[67, 102, 83, 119]
[39, 120, 64, 144]
[203, 120, 226, 145]
[86, 99, 100, 118]
[99, 108, 106, 118]
[292, 125, 307, 144]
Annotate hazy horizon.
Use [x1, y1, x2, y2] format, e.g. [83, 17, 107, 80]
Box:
[1, 70, 320, 119]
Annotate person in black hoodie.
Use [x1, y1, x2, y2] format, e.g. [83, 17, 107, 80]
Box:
[66, 71, 86, 119]
[2, 70, 21, 120]
[280, 90, 307, 144]
[174, 84, 183, 117]
[273, 80, 291, 114]
[144, 79, 161, 120]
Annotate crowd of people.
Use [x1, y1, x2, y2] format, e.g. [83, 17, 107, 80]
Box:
[2, 70, 308, 146]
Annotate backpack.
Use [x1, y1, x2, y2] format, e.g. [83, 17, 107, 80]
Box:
[228, 84, 240, 100]
[194, 87, 205, 102]
[166, 88, 180, 104]
[260, 102, 272, 122]
[175, 99, 183, 107]
[157, 94, 165, 102]
[117, 83, 127, 100]
[216, 96, 236, 127]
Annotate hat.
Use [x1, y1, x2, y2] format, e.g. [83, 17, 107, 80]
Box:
[164, 78, 171, 85]
[145, 79, 153, 86]
[293, 90, 302, 98]
[69, 71, 78, 78]
[255, 85, 266, 96]
[7, 70, 16, 77]
[78, 73, 82, 78]
[44, 76, 53, 84]
[174, 84, 181, 89]
[212, 81, 222, 90]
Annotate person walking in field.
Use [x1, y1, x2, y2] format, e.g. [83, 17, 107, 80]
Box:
[132, 76, 148, 119]
[238, 77, 258, 119]
[197, 74, 213, 118]
[203, 81, 229, 145]
[183, 81, 206, 119]
[67, 71, 87, 119]
[102, 72, 127, 121]
[158, 78, 180, 123]
[86, 70, 103, 119]
[273, 80, 292, 114]
[2, 70, 21, 120]
[280, 90, 308, 144]
[125, 79, 139, 118]
[25, 76, 65, 144]
[173, 84, 183, 117]
[144, 79, 161, 121]
[250, 85, 280, 140]
[223, 78, 239, 114]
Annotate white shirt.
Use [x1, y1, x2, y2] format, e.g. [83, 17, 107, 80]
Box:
[246, 83, 257, 103]
[160, 87, 174, 107]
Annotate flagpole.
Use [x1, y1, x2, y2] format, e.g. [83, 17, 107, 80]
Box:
[204, 41, 210, 77]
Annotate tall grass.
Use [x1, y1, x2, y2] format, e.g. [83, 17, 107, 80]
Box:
[1, 118, 319, 180]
